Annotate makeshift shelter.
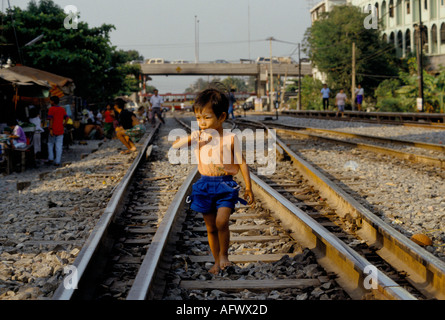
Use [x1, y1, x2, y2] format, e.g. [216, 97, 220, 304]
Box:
[0, 68, 50, 88]
[8, 65, 75, 97]
[0, 66, 76, 123]
[0, 67, 50, 123]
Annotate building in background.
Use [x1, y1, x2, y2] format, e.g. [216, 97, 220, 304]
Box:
[309, 1, 348, 81]
[349, 0, 445, 70]
[310, 0, 445, 71]
[310, 0, 347, 22]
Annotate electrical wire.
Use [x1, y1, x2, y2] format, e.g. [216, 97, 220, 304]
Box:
[356, 72, 400, 78]
[117, 38, 265, 49]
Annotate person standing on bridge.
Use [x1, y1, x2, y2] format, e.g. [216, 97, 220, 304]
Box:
[172, 87, 255, 275]
[149, 89, 166, 126]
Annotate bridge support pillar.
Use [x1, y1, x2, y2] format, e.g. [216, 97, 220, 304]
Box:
[255, 66, 268, 111]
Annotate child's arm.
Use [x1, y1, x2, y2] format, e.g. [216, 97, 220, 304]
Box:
[239, 161, 254, 205]
[172, 130, 207, 149]
[172, 134, 192, 149]
[233, 134, 254, 205]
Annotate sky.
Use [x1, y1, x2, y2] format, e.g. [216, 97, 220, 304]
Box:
[5, 0, 313, 93]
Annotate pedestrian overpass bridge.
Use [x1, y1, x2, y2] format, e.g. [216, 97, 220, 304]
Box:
[140, 62, 312, 97]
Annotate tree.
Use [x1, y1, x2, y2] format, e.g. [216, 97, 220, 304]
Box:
[185, 77, 220, 93]
[185, 76, 254, 93]
[375, 57, 445, 112]
[303, 5, 399, 95]
[1, 0, 142, 103]
[221, 77, 250, 92]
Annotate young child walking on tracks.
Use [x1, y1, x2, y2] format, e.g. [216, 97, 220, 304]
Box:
[172, 87, 255, 274]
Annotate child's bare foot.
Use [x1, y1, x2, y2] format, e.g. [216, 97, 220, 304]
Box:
[209, 263, 220, 275]
[219, 255, 231, 270]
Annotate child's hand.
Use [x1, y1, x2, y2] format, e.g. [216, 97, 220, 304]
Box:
[199, 131, 213, 148]
[244, 189, 255, 206]
[199, 130, 212, 142]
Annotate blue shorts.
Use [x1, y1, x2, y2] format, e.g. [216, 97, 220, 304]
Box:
[190, 175, 247, 214]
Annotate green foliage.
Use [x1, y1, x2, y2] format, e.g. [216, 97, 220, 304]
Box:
[376, 97, 408, 112]
[300, 76, 324, 110]
[1, 0, 142, 102]
[185, 76, 254, 93]
[373, 57, 445, 112]
[221, 77, 248, 92]
[185, 78, 216, 93]
[303, 3, 445, 113]
[375, 79, 401, 99]
[303, 5, 399, 95]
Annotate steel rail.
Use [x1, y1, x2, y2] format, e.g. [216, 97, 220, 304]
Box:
[263, 121, 445, 153]
[280, 110, 445, 128]
[126, 167, 199, 300]
[248, 171, 416, 300]
[127, 116, 230, 300]
[238, 118, 445, 300]
[52, 123, 161, 300]
[275, 127, 445, 169]
[238, 119, 445, 168]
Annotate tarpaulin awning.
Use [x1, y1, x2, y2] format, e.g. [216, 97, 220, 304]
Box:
[4, 66, 75, 97]
[9, 65, 73, 88]
[0, 68, 51, 88]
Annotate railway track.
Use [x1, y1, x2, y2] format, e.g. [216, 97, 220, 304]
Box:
[236, 119, 445, 299]
[280, 110, 445, 129]
[245, 120, 445, 252]
[262, 121, 445, 163]
[51, 121, 163, 300]
[52, 115, 445, 301]
[128, 117, 413, 300]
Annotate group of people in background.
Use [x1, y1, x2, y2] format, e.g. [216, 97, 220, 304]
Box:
[0, 96, 68, 167]
[83, 89, 166, 154]
[1, 90, 166, 171]
[320, 83, 364, 116]
[78, 89, 164, 135]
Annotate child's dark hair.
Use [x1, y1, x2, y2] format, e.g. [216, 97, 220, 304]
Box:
[193, 86, 229, 120]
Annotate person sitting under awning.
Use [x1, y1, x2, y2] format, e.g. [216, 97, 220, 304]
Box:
[3, 120, 27, 149]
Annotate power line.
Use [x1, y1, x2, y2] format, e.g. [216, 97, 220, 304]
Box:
[116, 39, 265, 48]
[271, 38, 299, 45]
[356, 73, 400, 78]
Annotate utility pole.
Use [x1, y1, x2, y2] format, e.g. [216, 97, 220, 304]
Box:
[194, 15, 199, 63]
[194, 16, 197, 63]
[197, 19, 200, 62]
[351, 42, 356, 111]
[268, 37, 274, 112]
[298, 43, 302, 110]
[416, 0, 424, 112]
[248, 0, 251, 60]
